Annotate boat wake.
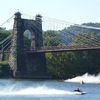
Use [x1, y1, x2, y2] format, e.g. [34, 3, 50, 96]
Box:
[0, 86, 74, 96]
[65, 73, 100, 84]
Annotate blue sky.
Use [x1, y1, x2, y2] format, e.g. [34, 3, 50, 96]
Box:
[0, 0, 100, 26]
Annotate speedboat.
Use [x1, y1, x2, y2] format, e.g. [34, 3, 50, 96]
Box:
[73, 88, 86, 95]
[74, 91, 86, 95]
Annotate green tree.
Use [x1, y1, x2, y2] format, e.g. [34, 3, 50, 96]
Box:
[0, 28, 11, 41]
[43, 30, 61, 46]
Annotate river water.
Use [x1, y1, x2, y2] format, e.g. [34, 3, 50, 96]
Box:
[0, 73, 100, 100]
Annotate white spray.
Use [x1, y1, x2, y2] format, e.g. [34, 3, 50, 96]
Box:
[65, 73, 100, 83]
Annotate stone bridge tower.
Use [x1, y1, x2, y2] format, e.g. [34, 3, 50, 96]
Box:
[9, 12, 48, 78]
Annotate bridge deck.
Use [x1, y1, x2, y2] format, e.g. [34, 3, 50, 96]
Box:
[26, 45, 100, 53]
[1, 46, 100, 53]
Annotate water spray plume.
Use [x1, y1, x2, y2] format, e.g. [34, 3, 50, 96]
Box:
[65, 73, 100, 84]
[0, 86, 74, 96]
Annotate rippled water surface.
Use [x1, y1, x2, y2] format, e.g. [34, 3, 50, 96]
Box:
[0, 74, 100, 100]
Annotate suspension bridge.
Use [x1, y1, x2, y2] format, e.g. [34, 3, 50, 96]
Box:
[0, 12, 100, 78]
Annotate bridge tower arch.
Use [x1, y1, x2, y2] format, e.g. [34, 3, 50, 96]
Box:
[9, 12, 48, 78]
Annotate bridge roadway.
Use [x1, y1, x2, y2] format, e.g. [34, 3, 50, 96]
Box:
[1, 45, 100, 53]
[26, 45, 100, 53]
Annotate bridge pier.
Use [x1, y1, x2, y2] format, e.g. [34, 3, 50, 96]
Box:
[25, 52, 48, 78]
[13, 52, 48, 79]
[9, 12, 49, 79]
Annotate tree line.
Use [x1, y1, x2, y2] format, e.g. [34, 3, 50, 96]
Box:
[0, 23, 100, 78]
[43, 23, 100, 79]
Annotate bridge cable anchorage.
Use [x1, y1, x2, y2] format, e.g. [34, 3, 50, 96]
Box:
[0, 15, 14, 27]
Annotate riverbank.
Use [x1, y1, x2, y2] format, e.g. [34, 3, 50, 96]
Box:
[0, 61, 12, 78]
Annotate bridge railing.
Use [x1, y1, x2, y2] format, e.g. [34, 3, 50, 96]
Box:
[25, 45, 100, 53]
[42, 45, 99, 50]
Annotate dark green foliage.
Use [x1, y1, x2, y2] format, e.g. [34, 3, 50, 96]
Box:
[0, 28, 12, 77]
[24, 37, 31, 49]
[0, 61, 12, 77]
[44, 23, 100, 79]
[46, 52, 77, 78]
[0, 28, 11, 41]
[72, 32, 97, 46]
[43, 30, 62, 46]
[0, 23, 100, 79]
